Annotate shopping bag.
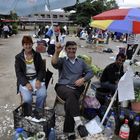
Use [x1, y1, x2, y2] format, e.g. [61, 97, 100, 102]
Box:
[84, 95, 101, 109]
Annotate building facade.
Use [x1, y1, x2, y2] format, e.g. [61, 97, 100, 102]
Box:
[19, 11, 72, 24]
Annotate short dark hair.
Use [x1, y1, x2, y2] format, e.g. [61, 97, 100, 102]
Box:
[22, 35, 33, 45]
[116, 53, 126, 60]
[65, 41, 77, 48]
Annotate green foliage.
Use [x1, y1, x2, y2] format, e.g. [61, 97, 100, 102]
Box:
[64, 0, 118, 26]
[134, 88, 140, 102]
[77, 54, 103, 77]
[10, 11, 18, 20]
[12, 23, 18, 34]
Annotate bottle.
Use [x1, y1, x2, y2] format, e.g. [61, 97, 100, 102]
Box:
[129, 116, 140, 140]
[48, 128, 56, 140]
[13, 128, 27, 140]
[119, 119, 130, 140]
[106, 112, 116, 132]
[104, 124, 114, 139]
[128, 111, 135, 140]
[128, 111, 135, 128]
[115, 110, 125, 135]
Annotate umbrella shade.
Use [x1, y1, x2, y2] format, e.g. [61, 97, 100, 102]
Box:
[0, 0, 86, 16]
[90, 20, 113, 30]
[93, 8, 140, 21]
[90, 20, 140, 34]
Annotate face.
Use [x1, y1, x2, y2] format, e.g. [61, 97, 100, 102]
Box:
[116, 56, 125, 66]
[23, 42, 33, 53]
[65, 45, 77, 59]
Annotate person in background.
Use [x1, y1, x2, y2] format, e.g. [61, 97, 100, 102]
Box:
[3, 24, 9, 38]
[47, 39, 55, 57]
[51, 41, 93, 139]
[15, 35, 47, 109]
[54, 25, 60, 42]
[45, 26, 53, 44]
[100, 53, 126, 94]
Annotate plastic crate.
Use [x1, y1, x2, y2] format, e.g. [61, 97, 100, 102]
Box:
[13, 104, 55, 137]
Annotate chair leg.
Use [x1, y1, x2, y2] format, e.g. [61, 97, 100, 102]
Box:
[53, 96, 58, 109]
[19, 93, 23, 105]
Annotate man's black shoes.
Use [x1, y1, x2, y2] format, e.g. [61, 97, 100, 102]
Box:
[67, 134, 76, 140]
[77, 124, 88, 137]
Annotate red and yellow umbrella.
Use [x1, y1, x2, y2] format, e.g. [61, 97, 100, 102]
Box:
[93, 8, 140, 21]
[90, 19, 140, 34]
[91, 8, 140, 34]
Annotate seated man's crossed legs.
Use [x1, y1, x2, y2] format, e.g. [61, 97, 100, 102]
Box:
[55, 84, 88, 138]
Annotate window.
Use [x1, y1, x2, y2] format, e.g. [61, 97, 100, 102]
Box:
[59, 15, 64, 18]
[53, 15, 57, 18]
[41, 14, 45, 18]
[34, 14, 38, 17]
[47, 14, 50, 18]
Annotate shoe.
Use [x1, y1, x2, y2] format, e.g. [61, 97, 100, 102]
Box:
[67, 134, 76, 140]
[77, 125, 88, 137]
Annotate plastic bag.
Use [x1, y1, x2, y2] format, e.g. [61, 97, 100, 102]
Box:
[84, 95, 101, 109]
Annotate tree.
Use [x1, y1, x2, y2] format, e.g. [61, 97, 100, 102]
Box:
[64, 0, 118, 26]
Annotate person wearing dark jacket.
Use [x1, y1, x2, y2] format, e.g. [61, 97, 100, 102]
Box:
[15, 35, 47, 108]
[100, 53, 126, 94]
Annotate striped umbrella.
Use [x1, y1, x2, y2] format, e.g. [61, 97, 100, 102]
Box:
[90, 19, 140, 34]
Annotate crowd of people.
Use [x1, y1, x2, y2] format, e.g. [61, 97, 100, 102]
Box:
[76, 26, 136, 45]
[35, 24, 69, 57]
[0, 24, 13, 38]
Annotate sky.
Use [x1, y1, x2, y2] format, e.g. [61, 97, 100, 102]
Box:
[116, 0, 140, 8]
[52, 0, 140, 11]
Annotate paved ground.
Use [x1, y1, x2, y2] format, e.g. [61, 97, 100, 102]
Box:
[0, 30, 126, 139]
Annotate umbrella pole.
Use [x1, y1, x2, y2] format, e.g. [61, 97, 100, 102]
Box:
[101, 89, 118, 125]
[131, 44, 140, 63]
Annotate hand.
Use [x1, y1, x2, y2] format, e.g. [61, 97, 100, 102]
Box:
[75, 78, 85, 87]
[35, 80, 41, 89]
[26, 83, 33, 91]
[55, 42, 63, 54]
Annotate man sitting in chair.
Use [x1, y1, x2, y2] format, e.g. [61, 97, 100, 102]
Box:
[100, 53, 126, 94]
[51, 41, 93, 139]
[15, 35, 47, 109]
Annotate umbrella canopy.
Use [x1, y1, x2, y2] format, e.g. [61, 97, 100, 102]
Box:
[90, 20, 140, 34]
[93, 8, 140, 21]
[0, 0, 86, 16]
[90, 20, 113, 30]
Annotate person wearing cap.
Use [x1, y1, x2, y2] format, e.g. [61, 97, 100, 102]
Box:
[15, 35, 47, 108]
[51, 41, 94, 139]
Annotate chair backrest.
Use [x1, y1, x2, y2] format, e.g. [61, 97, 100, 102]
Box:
[79, 80, 91, 114]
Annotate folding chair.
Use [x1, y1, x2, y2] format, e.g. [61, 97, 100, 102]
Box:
[53, 80, 91, 116]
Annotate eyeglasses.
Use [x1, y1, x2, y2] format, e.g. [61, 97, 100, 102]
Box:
[67, 47, 76, 50]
